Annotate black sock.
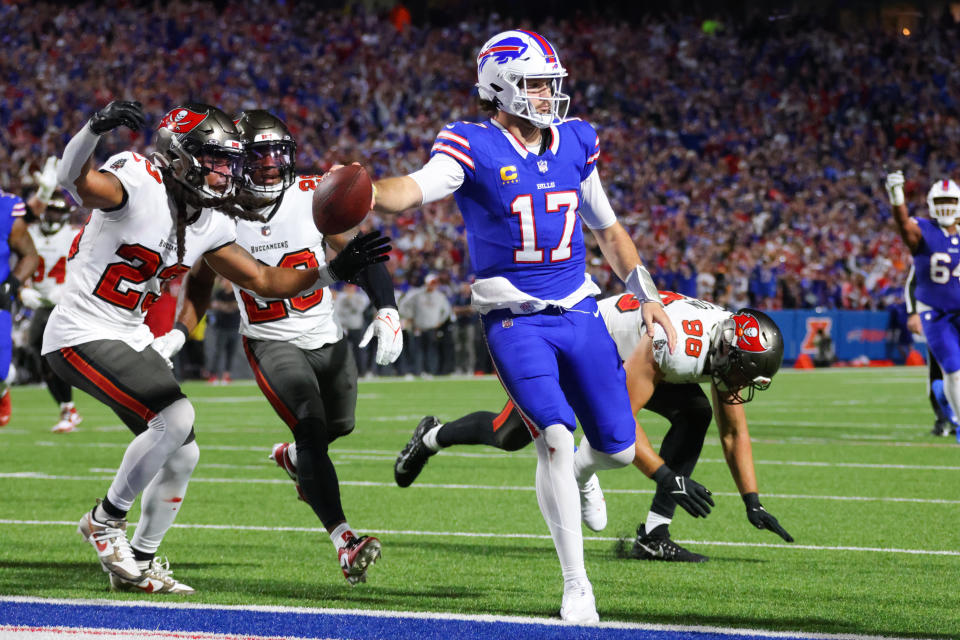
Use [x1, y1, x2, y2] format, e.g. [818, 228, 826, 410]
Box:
[100, 496, 126, 520]
[295, 421, 346, 529]
[436, 411, 499, 447]
[132, 547, 155, 563]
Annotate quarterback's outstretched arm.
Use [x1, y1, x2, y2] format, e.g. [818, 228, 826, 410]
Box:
[372, 176, 422, 213]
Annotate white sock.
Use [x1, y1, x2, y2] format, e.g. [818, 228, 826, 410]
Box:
[942, 371, 960, 426]
[106, 398, 196, 511]
[286, 442, 298, 468]
[130, 440, 199, 554]
[573, 436, 634, 485]
[645, 510, 672, 533]
[534, 424, 586, 583]
[422, 424, 443, 452]
[59, 402, 75, 412]
[330, 522, 356, 550]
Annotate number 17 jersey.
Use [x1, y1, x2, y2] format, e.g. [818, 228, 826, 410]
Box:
[431, 118, 600, 301]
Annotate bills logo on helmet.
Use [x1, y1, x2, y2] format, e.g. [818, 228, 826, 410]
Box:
[732, 313, 767, 353]
[159, 108, 207, 134]
[477, 37, 528, 71]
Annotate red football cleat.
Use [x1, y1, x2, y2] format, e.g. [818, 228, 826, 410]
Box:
[0, 389, 11, 426]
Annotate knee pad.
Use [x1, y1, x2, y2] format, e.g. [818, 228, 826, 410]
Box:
[150, 398, 195, 444]
[167, 440, 200, 477]
[326, 418, 355, 444]
[492, 412, 533, 451]
[537, 424, 575, 463]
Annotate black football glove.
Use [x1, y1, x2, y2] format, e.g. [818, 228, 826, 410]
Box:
[653, 465, 714, 518]
[0, 274, 20, 312]
[89, 100, 145, 135]
[328, 230, 392, 282]
[743, 493, 794, 542]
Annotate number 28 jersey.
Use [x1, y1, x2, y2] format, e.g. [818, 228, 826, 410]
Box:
[430, 118, 601, 301]
[599, 291, 731, 383]
[42, 151, 237, 354]
[232, 176, 339, 350]
[912, 217, 960, 311]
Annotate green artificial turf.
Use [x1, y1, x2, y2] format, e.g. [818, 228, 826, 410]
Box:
[1, 368, 958, 638]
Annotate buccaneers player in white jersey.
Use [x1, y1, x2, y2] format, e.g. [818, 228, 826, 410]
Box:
[22, 187, 83, 432]
[171, 110, 401, 585]
[381, 291, 792, 561]
[49, 100, 390, 594]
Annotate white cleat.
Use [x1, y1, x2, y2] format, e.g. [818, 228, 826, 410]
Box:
[560, 577, 599, 623]
[578, 474, 607, 532]
[109, 557, 195, 594]
[77, 503, 141, 582]
[52, 407, 82, 433]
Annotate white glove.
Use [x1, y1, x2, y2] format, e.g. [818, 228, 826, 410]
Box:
[359, 307, 403, 365]
[33, 156, 59, 204]
[19, 288, 44, 310]
[150, 328, 187, 369]
[885, 170, 905, 207]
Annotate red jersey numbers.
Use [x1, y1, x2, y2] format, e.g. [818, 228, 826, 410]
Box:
[614, 294, 640, 313]
[681, 318, 703, 358]
[93, 244, 187, 311]
[241, 249, 323, 323]
[130, 152, 163, 184]
[298, 174, 324, 192]
[34, 256, 68, 284]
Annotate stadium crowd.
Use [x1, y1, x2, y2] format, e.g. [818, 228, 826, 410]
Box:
[3, 1, 959, 375]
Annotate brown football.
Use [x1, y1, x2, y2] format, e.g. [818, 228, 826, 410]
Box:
[311, 164, 373, 235]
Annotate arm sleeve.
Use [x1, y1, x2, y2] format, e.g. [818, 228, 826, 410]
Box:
[904, 263, 918, 314]
[351, 261, 397, 309]
[578, 167, 617, 229]
[408, 153, 464, 205]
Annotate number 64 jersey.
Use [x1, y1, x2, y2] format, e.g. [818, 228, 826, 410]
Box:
[41, 151, 237, 354]
[598, 291, 731, 383]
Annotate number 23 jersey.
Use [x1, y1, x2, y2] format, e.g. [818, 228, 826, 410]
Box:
[42, 151, 237, 354]
[599, 292, 731, 383]
[231, 177, 339, 350]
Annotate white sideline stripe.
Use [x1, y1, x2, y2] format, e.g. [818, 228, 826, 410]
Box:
[0, 520, 956, 558]
[0, 596, 934, 640]
[2, 473, 957, 505]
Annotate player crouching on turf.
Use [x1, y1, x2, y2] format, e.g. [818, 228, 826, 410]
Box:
[49, 101, 390, 594]
[387, 291, 792, 562]
[167, 110, 397, 585]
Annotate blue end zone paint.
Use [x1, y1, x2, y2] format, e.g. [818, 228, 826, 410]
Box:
[0, 598, 816, 640]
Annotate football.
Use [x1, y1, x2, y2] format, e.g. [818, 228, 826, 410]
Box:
[311, 164, 374, 235]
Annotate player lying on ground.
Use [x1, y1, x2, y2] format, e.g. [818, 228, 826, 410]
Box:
[387, 291, 793, 561]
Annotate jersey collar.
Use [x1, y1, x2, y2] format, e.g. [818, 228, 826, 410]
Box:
[489, 119, 560, 159]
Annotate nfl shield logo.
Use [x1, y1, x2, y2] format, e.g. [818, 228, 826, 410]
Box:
[261, 226, 271, 236]
[537, 159, 549, 174]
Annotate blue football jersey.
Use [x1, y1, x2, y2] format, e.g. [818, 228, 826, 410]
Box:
[0, 189, 25, 283]
[913, 217, 960, 311]
[430, 118, 601, 301]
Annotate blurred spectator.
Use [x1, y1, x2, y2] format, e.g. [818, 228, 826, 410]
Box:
[334, 284, 372, 376]
[812, 328, 836, 368]
[398, 273, 452, 376]
[207, 279, 241, 385]
[451, 281, 478, 374]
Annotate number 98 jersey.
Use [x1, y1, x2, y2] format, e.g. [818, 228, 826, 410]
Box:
[598, 291, 731, 383]
[912, 217, 960, 311]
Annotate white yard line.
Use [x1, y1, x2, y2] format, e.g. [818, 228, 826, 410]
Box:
[1, 472, 957, 505]
[0, 519, 956, 558]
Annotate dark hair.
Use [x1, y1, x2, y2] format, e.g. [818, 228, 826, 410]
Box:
[477, 97, 498, 115]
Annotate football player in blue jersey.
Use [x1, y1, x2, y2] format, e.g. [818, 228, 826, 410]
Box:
[887, 170, 960, 444]
[0, 185, 40, 426]
[370, 30, 713, 622]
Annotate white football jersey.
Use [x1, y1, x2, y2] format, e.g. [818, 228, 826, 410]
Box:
[598, 291, 731, 383]
[27, 222, 79, 303]
[42, 151, 237, 354]
[232, 176, 340, 350]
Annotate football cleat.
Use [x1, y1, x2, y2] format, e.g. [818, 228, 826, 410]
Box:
[560, 577, 599, 623]
[77, 502, 142, 581]
[109, 557, 195, 594]
[394, 416, 439, 488]
[578, 474, 607, 532]
[269, 442, 307, 502]
[931, 418, 957, 437]
[630, 524, 708, 563]
[0, 388, 10, 426]
[52, 407, 82, 433]
[339, 535, 381, 585]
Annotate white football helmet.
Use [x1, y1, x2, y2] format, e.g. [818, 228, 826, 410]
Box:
[476, 30, 569, 129]
[927, 179, 960, 227]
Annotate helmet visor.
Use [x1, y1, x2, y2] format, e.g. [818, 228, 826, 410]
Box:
[244, 142, 296, 190]
[200, 147, 244, 195]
